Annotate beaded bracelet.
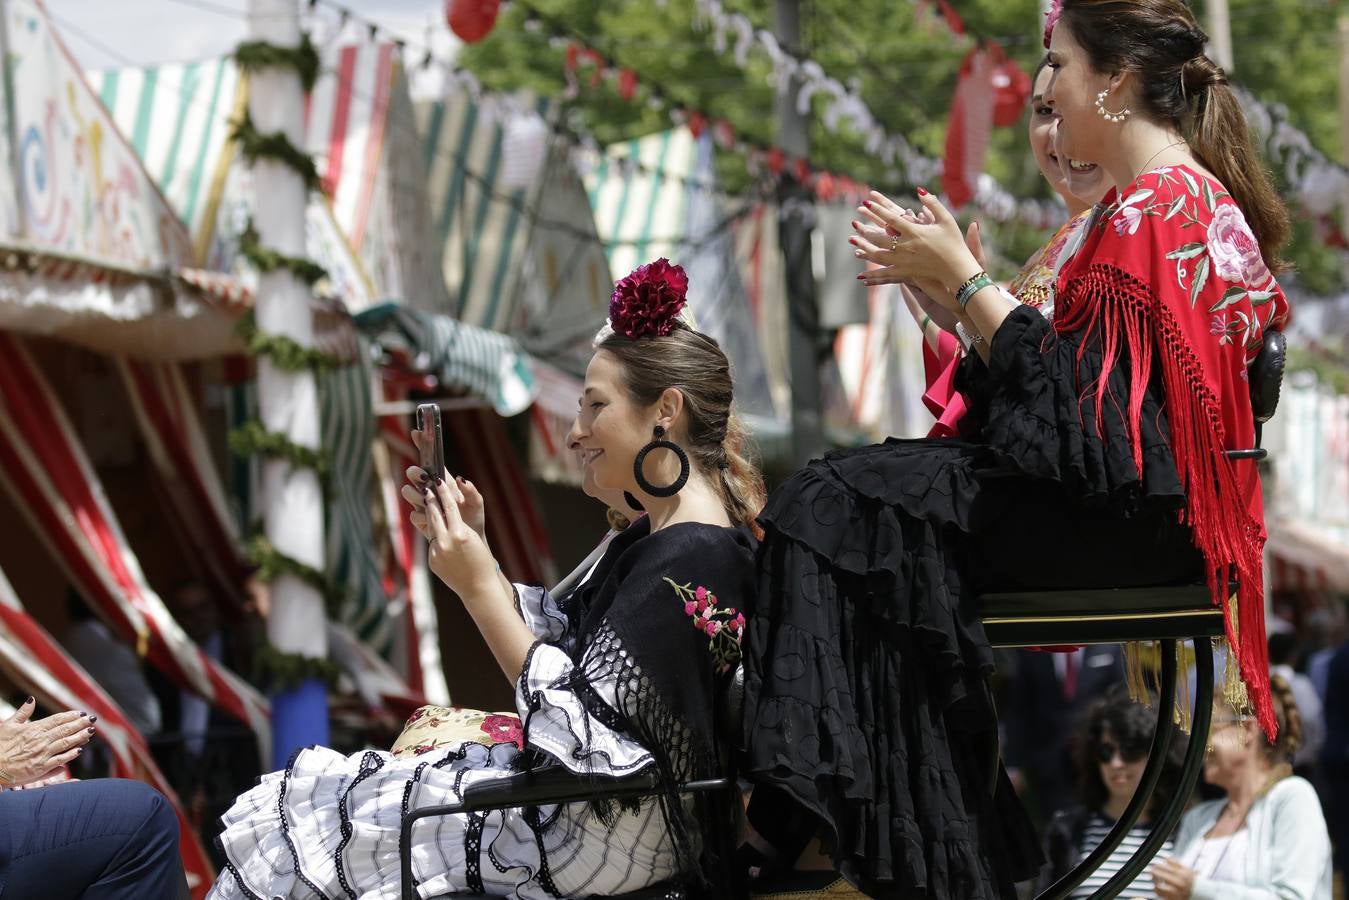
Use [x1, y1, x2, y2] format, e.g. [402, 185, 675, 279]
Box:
[955, 271, 995, 310]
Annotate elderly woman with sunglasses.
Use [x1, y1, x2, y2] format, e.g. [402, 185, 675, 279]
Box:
[1039, 689, 1185, 899]
[1150, 673, 1332, 900]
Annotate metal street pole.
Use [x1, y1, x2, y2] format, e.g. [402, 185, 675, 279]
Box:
[247, 0, 330, 761]
[775, 0, 826, 468]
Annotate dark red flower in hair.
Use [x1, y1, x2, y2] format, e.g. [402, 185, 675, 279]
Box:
[608, 258, 689, 338]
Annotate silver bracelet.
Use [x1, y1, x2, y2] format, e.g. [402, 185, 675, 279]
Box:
[955, 320, 985, 346]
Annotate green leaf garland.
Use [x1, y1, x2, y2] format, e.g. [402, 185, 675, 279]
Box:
[244, 534, 348, 616]
[228, 420, 332, 485]
[234, 33, 321, 93]
[238, 222, 328, 286]
[233, 309, 341, 374]
[230, 110, 324, 193]
[253, 644, 342, 691]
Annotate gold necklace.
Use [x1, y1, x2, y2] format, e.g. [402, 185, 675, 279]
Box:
[1133, 139, 1188, 182]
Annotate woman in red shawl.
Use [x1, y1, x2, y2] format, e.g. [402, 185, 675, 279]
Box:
[740, 1, 1290, 897]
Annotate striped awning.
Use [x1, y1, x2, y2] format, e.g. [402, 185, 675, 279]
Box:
[355, 303, 537, 417]
[416, 92, 552, 330]
[585, 128, 784, 429]
[320, 339, 396, 654]
[0, 334, 272, 764]
[830, 280, 934, 441]
[307, 43, 451, 311]
[89, 57, 377, 311]
[0, 565, 217, 897]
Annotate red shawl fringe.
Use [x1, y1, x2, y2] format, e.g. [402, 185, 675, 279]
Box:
[1056, 264, 1275, 738]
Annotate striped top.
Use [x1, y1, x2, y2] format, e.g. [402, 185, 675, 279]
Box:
[1069, 813, 1172, 899]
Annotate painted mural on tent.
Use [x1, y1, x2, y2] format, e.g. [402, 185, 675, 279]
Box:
[7, 0, 191, 268]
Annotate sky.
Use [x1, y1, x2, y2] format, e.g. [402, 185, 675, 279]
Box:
[49, 0, 460, 74]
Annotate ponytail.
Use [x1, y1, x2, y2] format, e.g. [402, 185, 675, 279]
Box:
[1191, 78, 1291, 272]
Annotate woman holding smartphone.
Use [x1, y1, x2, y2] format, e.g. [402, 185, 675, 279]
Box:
[208, 259, 764, 899]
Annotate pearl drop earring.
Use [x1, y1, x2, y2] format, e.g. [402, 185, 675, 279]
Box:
[1095, 88, 1131, 124]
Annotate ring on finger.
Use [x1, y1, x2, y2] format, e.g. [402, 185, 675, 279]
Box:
[889, 235, 899, 252]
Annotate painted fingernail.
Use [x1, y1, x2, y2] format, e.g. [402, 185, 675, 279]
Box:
[432, 475, 444, 485]
[916, 186, 929, 196]
[25, 697, 33, 705]
[856, 275, 866, 281]
[854, 250, 864, 257]
[76, 748, 82, 755]
[863, 199, 875, 208]
[417, 471, 429, 484]
[847, 237, 859, 245]
[79, 711, 87, 717]
[87, 726, 95, 735]
[88, 716, 97, 724]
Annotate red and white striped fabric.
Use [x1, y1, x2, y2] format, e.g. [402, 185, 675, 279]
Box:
[116, 359, 250, 615]
[0, 566, 216, 899]
[448, 408, 558, 587]
[305, 42, 395, 251]
[0, 334, 272, 765]
[379, 411, 449, 705]
[119, 356, 424, 711]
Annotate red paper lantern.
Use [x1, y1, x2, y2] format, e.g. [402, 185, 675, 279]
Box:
[989, 47, 1030, 128]
[446, 0, 501, 44]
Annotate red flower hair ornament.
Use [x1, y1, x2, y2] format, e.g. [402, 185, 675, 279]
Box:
[606, 258, 690, 339]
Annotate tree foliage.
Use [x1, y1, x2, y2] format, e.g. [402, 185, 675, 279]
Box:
[458, 0, 1344, 291]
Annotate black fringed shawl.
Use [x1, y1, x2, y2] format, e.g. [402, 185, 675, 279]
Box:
[519, 518, 756, 890]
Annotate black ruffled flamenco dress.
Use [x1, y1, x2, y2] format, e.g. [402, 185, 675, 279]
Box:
[742, 305, 1205, 899]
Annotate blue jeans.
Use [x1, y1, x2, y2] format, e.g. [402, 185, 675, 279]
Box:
[0, 778, 188, 899]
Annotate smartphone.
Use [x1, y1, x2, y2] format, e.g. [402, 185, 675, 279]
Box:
[415, 403, 445, 481]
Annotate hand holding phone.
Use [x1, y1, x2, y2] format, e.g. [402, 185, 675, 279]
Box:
[415, 403, 446, 481]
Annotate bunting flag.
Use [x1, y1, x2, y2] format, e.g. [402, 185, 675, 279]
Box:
[0, 566, 217, 899]
[0, 334, 272, 765]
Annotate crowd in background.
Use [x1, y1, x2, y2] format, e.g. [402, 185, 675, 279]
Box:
[999, 592, 1347, 898]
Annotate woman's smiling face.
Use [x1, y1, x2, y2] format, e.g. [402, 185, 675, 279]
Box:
[1028, 64, 1069, 201]
[1043, 18, 1116, 172]
[566, 349, 657, 495]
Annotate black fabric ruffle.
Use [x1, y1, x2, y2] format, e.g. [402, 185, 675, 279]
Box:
[742, 305, 1193, 899]
[960, 305, 1184, 512]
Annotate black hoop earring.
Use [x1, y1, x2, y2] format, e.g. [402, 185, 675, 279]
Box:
[633, 425, 690, 498]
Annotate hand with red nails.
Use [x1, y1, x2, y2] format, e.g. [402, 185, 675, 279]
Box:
[852, 189, 984, 308]
[0, 698, 94, 788]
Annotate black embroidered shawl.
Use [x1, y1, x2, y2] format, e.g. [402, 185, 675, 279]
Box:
[521, 518, 756, 890]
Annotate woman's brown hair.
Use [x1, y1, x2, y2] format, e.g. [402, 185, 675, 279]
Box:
[1059, 0, 1290, 270]
[597, 324, 766, 532]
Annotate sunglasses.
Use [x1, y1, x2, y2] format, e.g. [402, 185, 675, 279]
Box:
[1095, 741, 1147, 763]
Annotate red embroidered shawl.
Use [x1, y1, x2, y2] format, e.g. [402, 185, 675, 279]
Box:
[1054, 165, 1290, 735]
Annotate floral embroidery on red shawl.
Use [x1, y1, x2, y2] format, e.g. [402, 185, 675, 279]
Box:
[1054, 165, 1290, 736]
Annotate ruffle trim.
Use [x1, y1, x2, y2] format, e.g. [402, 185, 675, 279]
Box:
[968, 304, 1186, 512]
